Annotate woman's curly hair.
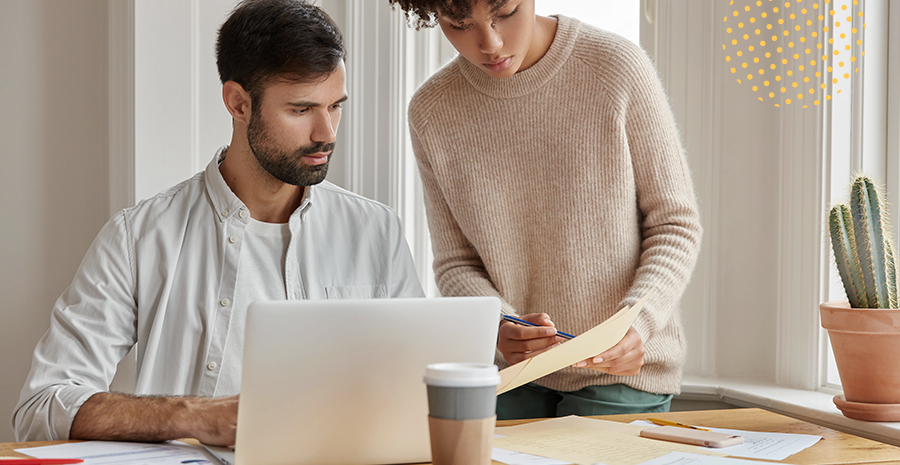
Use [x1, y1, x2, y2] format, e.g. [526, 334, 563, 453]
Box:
[387, 0, 508, 29]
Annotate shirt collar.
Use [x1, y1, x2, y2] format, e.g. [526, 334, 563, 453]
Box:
[293, 182, 314, 219]
[206, 147, 247, 222]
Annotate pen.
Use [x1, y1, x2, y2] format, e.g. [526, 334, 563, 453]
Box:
[648, 418, 712, 432]
[0, 459, 85, 464]
[501, 315, 575, 340]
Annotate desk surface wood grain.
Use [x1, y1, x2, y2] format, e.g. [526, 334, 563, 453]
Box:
[2, 408, 898, 464]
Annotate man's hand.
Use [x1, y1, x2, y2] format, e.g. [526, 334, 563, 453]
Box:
[179, 395, 239, 446]
[70, 392, 239, 446]
[572, 326, 645, 375]
[498, 313, 564, 365]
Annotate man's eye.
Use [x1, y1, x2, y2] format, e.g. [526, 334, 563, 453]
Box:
[449, 22, 471, 31]
[330, 104, 342, 110]
[293, 108, 309, 114]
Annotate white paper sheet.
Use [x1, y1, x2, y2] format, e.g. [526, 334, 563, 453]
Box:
[637, 451, 777, 465]
[16, 440, 215, 464]
[631, 421, 822, 461]
[492, 446, 573, 465]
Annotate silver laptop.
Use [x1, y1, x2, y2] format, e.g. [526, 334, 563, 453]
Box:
[209, 297, 500, 465]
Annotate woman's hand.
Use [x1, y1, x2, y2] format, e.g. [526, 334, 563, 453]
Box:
[572, 326, 644, 375]
[497, 313, 564, 365]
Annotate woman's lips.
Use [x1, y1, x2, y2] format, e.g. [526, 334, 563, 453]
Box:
[484, 56, 513, 73]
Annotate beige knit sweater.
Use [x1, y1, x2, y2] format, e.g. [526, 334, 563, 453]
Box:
[408, 15, 702, 395]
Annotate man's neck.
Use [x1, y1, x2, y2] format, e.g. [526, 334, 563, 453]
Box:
[218, 147, 305, 224]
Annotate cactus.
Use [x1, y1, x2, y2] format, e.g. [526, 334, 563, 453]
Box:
[829, 176, 899, 309]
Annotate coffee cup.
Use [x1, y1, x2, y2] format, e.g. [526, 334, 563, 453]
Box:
[424, 363, 500, 465]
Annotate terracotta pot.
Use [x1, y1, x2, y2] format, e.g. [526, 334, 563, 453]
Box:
[820, 300, 900, 421]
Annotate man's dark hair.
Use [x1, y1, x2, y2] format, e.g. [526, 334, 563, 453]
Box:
[388, 0, 508, 30]
[216, 0, 345, 107]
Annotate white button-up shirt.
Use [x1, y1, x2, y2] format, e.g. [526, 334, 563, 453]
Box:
[13, 148, 424, 441]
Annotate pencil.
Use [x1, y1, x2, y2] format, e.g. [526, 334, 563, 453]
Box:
[501, 314, 575, 340]
[648, 417, 712, 432]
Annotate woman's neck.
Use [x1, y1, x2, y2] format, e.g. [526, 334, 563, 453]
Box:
[518, 15, 558, 73]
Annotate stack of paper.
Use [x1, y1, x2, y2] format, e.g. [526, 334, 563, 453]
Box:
[15, 440, 216, 464]
[491, 416, 823, 465]
[493, 416, 725, 465]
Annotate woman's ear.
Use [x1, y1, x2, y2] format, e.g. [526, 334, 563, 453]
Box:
[222, 81, 252, 124]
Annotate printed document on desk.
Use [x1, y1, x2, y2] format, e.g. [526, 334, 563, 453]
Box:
[493, 416, 648, 465]
[493, 425, 724, 465]
[16, 440, 214, 464]
[637, 451, 782, 464]
[632, 421, 822, 461]
[496, 415, 647, 437]
[492, 416, 644, 465]
[492, 447, 572, 465]
[497, 292, 650, 395]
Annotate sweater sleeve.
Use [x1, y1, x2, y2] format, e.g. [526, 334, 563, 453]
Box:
[409, 120, 518, 317]
[615, 42, 703, 345]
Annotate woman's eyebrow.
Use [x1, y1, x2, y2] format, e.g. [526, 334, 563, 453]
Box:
[489, 0, 510, 14]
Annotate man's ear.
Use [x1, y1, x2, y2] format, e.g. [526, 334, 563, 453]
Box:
[222, 81, 252, 124]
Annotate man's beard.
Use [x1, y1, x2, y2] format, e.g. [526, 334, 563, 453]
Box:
[246, 111, 334, 187]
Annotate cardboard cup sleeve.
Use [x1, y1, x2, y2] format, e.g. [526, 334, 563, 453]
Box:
[427, 415, 496, 465]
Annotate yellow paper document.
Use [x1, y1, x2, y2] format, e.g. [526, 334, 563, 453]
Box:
[495, 415, 646, 437]
[493, 426, 724, 465]
[496, 292, 651, 395]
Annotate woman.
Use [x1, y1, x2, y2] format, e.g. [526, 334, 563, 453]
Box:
[389, 0, 702, 420]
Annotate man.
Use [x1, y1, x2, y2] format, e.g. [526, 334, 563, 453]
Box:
[13, 0, 423, 445]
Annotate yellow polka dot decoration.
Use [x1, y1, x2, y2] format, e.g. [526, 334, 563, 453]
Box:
[724, 0, 865, 108]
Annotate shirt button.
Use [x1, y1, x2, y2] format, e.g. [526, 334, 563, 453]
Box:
[220, 298, 230, 307]
[229, 235, 238, 243]
[207, 361, 217, 371]
[222, 210, 229, 217]
[239, 210, 248, 218]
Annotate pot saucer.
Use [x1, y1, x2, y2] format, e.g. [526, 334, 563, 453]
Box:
[833, 395, 900, 422]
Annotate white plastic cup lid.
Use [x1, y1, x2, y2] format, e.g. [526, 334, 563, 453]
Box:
[424, 363, 500, 387]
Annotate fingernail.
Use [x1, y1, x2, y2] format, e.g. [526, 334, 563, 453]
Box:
[575, 361, 587, 367]
[593, 357, 603, 363]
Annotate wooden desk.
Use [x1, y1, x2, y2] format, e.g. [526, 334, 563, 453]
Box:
[3, 409, 899, 464]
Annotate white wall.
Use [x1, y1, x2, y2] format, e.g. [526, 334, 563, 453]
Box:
[132, 0, 237, 201]
[0, 0, 110, 442]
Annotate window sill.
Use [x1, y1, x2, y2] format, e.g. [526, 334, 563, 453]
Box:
[679, 375, 900, 447]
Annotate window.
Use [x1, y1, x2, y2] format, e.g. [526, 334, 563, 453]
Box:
[535, 1, 640, 45]
[643, 0, 895, 393]
[823, 0, 893, 389]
